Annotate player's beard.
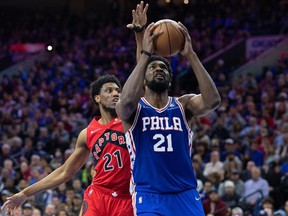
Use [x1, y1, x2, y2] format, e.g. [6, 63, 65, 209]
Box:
[146, 79, 170, 93]
[103, 105, 117, 117]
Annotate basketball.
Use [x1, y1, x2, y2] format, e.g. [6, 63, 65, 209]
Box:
[153, 19, 185, 57]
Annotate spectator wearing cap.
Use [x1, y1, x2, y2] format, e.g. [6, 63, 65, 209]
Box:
[218, 169, 244, 197]
[203, 189, 229, 216]
[222, 138, 241, 161]
[0, 189, 11, 206]
[221, 180, 241, 209]
[22, 202, 33, 216]
[223, 151, 243, 179]
[71, 193, 82, 215]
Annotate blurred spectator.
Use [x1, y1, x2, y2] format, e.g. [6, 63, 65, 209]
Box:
[0, 144, 12, 166]
[265, 162, 284, 210]
[22, 202, 33, 216]
[43, 203, 56, 216]
[218, 169, 245, 197]
[200, 180, 215, 201]
[203, 151, 224, 180]
[241, 160, 256, 182]
[221, 138, 241, 161]
[244, 142, 264, 167]
[32, 207, 42, 216]
[257, 197, 275, 216]
[243, 167, 269, 214]
[223, 151, 243, 179]
[0, 189, 11, 206]
[56, 209, 69, 216]
[221, 180, 241, 209]
[192, 154, 207, 182]
[203, 190, 229, 216]
[71, 194, 82, 215]
[231, 206, 244, 216]
[71, 178, 84, 197]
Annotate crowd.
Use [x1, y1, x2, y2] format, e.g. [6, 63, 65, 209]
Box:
[1, 0, 288, 216]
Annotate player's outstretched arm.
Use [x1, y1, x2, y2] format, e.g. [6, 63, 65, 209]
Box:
[116, 22, 161, 123]
[1, 129, 90, 215]
[177, 22, 221, 117]
[127, 1, 149, 62]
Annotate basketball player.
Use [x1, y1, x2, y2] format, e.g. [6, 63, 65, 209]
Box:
[116, 22, 221, 215]
[1, 75, 133, 216]
[1, 2, 149, 216]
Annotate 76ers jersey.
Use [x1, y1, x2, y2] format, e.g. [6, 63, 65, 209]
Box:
[86, 117, 131, 195]
[126, 97, 197, 193]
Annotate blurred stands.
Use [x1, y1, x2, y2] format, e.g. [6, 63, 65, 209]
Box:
[1, 0, 288, 215]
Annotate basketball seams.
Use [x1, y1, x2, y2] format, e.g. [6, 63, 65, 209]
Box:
[154, 23, 163, 53]
[170, 23, 185, 51]
[164, 21, 172, 56]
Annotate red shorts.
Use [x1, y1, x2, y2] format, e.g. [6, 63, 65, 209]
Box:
[81, 184, 133, 216]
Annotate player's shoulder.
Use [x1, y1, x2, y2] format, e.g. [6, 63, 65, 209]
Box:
[177, 94, 197, 105]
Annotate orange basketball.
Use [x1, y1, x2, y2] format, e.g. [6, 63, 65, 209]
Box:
[153, 19, 184, 57]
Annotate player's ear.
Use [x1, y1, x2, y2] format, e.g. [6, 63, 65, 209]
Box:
[95, 95, 100, 103]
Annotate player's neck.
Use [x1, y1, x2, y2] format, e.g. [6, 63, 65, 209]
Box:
[99, 110, 117, 125]
[144, 91, 169, 109]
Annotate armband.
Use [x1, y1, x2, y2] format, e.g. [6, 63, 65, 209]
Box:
[132, 25, 145, 33]
[141, 50, 152, 57]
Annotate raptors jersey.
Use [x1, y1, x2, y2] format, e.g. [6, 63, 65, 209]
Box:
[126, 97, 197, 194]
[86, 117, 131, 195]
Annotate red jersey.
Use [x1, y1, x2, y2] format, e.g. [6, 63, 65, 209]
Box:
[86, 117, 130, 195]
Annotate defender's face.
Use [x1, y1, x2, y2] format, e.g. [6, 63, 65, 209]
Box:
[145, 60, 171, 92]
[95, 82, 121, 110]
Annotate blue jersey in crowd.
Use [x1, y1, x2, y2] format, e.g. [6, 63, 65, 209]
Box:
[126, 97, 198, 194]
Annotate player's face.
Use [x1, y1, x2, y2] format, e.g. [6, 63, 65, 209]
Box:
[96, 82, 121, 113]
[145, 60, 171, 92]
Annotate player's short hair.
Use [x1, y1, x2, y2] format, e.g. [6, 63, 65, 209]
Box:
[90, 75, 121, 105]
[146, 55, 173, 76]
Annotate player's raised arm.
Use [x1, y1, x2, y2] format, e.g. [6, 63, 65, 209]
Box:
[127, 1, 149, 62]
[177, 22, 221, 117]
[116, 22, 161, 123]
[1, 129, 90, 215]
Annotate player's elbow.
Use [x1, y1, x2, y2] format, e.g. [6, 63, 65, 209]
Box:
[211, 95, 221, 110]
